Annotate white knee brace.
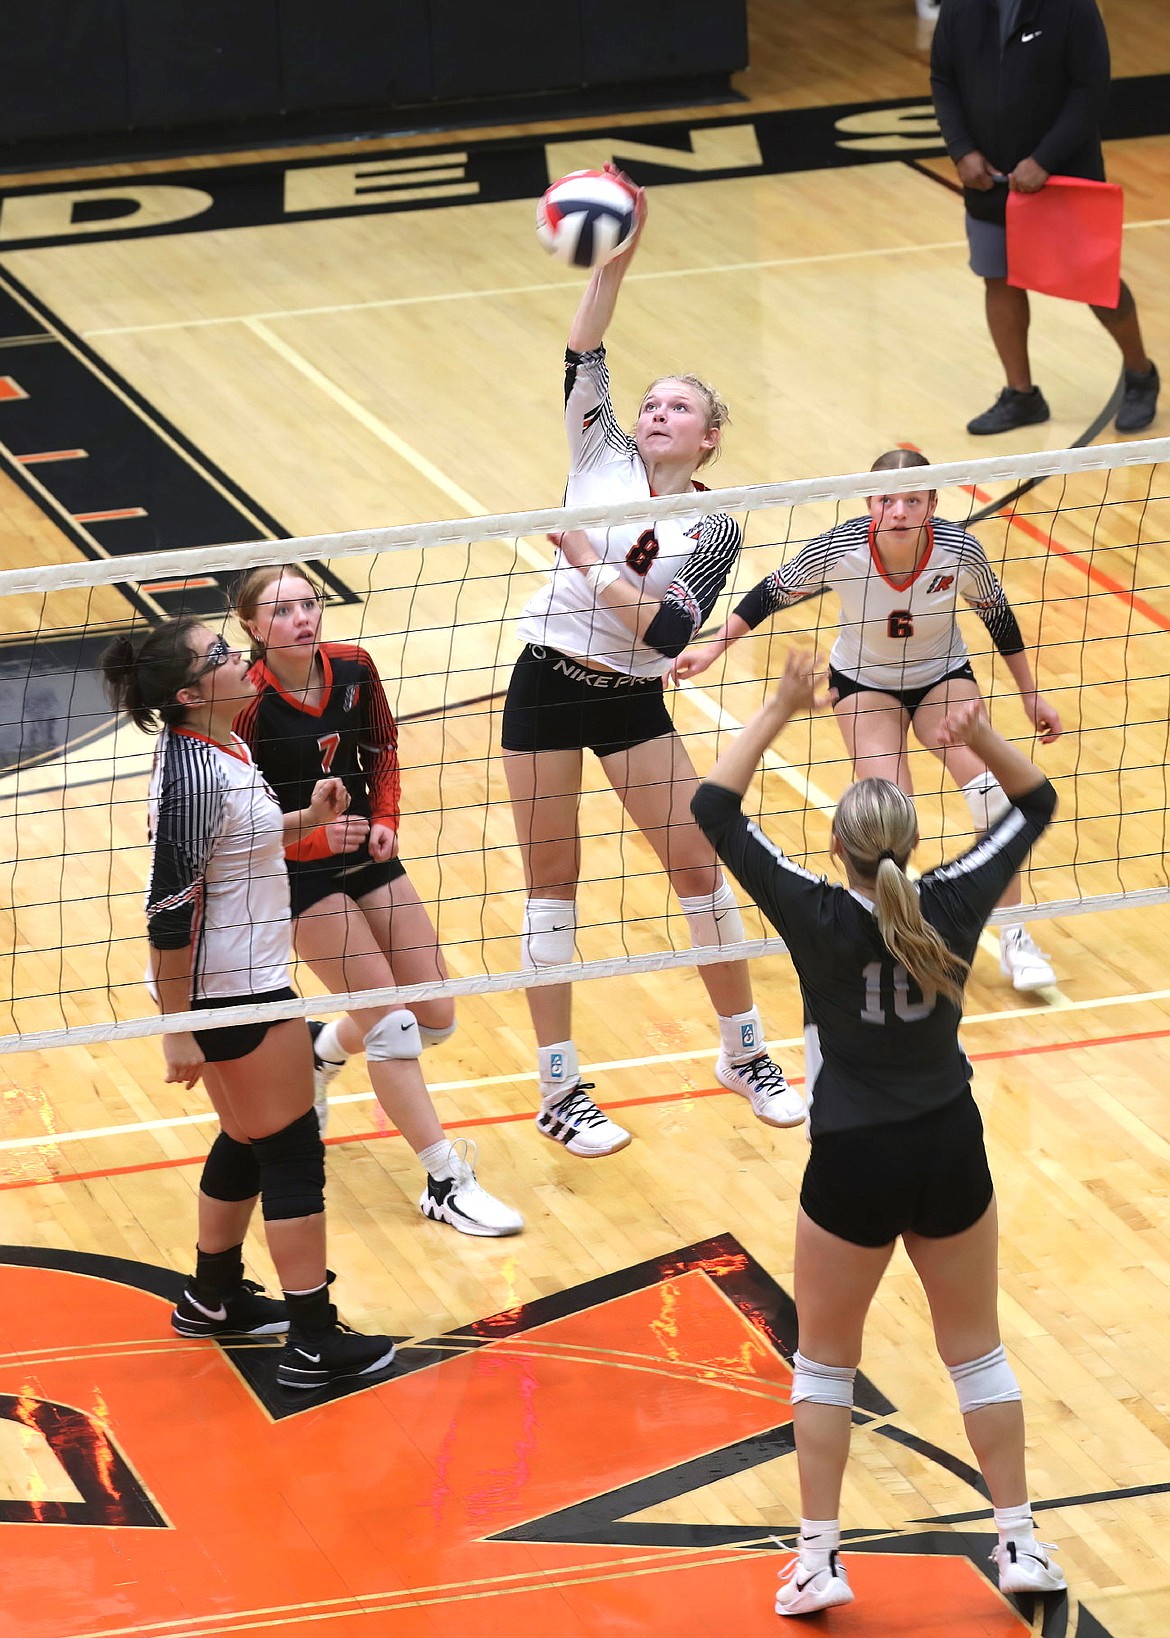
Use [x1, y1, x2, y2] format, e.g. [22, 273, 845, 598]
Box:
[521, 898, 577, 970]
[679, 877, 745, 949]
[962, 771, 1011, 834]
[418, 1018, 457, 1049]
[365, 1008, 422, 1061]
[947, 1344, 1021, 1414]
[791, 1350, 856, 1408]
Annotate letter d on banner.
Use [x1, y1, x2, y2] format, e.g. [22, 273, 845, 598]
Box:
[0, 185, 214, 244]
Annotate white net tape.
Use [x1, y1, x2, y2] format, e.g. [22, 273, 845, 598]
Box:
[0, 436, 1166, 1055]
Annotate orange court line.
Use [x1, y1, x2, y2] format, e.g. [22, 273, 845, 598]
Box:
[0, 375, 28, 400]
[73, 505, 148, 522]
[962, 478, 1170, 634]
[2, 1021, 1167, 1194]
[15, 448, 88, 463]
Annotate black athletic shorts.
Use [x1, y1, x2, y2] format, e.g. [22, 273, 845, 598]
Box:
[800, 1091, 994, 1247]
[288, 855, 406, 918]
[830, 661, 977, 719]
[193, 986, 300, 1063]
[501, 644, 674, 756]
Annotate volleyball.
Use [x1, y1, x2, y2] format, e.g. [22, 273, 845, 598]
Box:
[535, 170, 638, 268]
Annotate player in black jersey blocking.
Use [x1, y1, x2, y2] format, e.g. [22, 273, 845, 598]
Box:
[678, 448, 1063, 993]
[693, 651, 1066, 1617]
[502, 171, 797, 1156]
[102, 618, 397, 1390]
[234, 567, 522, 1237]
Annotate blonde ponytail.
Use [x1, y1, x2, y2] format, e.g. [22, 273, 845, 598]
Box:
[834, 780, 969, 1006]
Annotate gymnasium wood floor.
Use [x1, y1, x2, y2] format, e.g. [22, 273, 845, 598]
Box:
[1, 3, 1169, 1635]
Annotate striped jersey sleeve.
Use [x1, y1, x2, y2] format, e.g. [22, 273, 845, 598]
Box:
[733, 520, 863, 630]
[146, 736, 226, 950]
[356, 647, 401, 830]
[951, 527, 1025, 656]
[564, 346, 637, 473]
[644, 510, 744, 656]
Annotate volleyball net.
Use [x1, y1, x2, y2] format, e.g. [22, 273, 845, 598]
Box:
[0, 436, 1167, 1056]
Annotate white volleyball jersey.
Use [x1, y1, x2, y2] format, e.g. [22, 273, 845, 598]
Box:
[145, 728, 291, 1001]
[741, 516, 1015, 691]
[516, 346, 741, 678]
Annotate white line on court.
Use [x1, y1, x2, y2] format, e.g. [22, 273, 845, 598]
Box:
[2, 986, 1168, 1156]
[79, 216, 1170, 340]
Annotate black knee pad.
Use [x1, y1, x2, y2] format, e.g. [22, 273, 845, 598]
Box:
[251, 1109, 325, 1221]
[200, 1131, 261, 1202]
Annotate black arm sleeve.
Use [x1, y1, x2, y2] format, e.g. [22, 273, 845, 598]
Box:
[690, 781, 802, 941]
[643, 512, 742, 657]
[975, 598, 1025, 657]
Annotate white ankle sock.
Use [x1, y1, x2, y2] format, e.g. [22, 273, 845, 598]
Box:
[538, 1041, 579, 1102]
[417, 1139, 454, 1180]
[993, 1502, 1035, 1548]
[315, 1020, 348, 1064]
[717, 1006, 764, 1065]
[797, 1517, 840, 1572]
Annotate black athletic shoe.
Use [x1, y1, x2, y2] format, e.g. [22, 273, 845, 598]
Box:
[966, 386, 1051, 435]
[276, 1322, 397, 1390]
[1115, 363, 1159, 433]
[171, 1279, 289, 1338]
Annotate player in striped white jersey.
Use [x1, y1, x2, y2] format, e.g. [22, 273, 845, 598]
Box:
[103, 617, 396, 1390]
[502, 172, 798, 1157]
[693, 654, 1066, 1615]
[676, 448, 1063, 991]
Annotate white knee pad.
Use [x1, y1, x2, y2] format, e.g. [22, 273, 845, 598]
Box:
[962, 771, 1011, 834]
[791, 1350, 856, 1408]
[418, 1018, 457, 1049]
[365, 1008, 422, 1062]
[521, 898, 577, 970]
[679, 877, 745, 949]
[947, 1344, 1021, 1414]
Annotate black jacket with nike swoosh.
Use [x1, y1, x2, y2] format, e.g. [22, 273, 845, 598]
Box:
[930, 0, 1110, 224]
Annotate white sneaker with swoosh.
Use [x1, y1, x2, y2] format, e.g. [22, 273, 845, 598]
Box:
[776, 1551, 854, 1616]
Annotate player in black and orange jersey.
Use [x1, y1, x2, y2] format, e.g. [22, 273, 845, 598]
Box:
[234, 567, 522, 1238]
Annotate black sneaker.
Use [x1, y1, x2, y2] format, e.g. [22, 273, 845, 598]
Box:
[171, 1278, 289, 1338]
[966, 386, 1050, 435]
[1115, 363, 1159, 433]
[276, 1321, 397, 1390]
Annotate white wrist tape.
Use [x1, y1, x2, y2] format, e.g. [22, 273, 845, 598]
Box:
[585, 562, 622, 596]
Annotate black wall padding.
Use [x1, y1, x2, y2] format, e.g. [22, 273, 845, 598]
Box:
[279, 0, 433, 111]
[0, 0, 129, 140]
[123, 0, 282, 126]
[429, 2, 583, 100]
[580, 0, 749, 85]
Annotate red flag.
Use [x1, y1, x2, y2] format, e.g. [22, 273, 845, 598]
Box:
[1006, 176, 1123, 306]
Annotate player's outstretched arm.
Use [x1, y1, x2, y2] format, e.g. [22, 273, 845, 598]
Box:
[566, 168, 646, 354]
[702, 650, 826, 799]
[936, 697, 1046, 801]
[672, 614, 751, 681]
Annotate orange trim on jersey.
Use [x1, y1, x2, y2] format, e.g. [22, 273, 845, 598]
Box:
[170, 727, 250, 764]
[647, 479, 709, 499]
[248, 647, 334, 717]
[868, 519, 934, 592]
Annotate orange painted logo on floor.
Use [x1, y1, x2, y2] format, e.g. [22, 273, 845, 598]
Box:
[0, 1237, 1083, 1636]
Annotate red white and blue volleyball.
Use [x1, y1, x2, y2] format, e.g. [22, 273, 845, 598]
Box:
[536, 169, 638, 267]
